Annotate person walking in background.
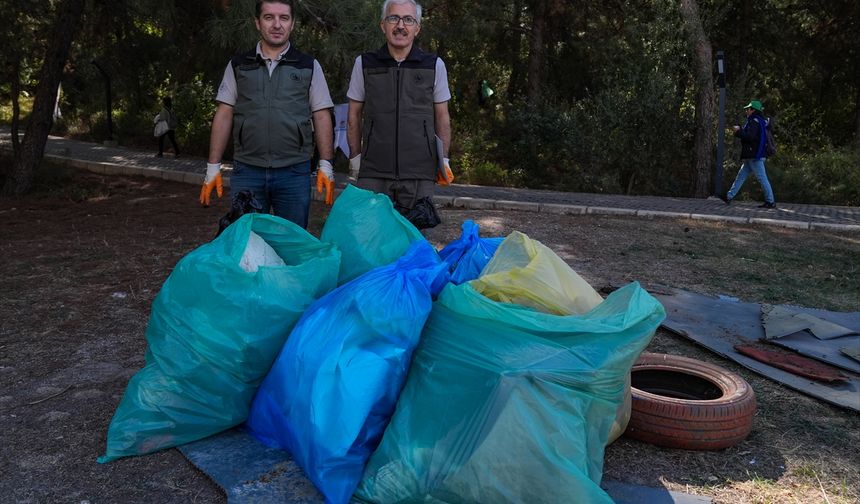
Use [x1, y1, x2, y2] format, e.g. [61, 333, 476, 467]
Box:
[155, 96, 179, 158]
[346, 0, 453, 222]
[721, 100, 776, 209]
[200, 0, 335, 228]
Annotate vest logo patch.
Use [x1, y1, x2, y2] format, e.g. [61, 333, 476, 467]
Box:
[290, 72, 300, 81]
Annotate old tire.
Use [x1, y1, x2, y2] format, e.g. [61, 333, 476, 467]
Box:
[624, 352, 756, 450]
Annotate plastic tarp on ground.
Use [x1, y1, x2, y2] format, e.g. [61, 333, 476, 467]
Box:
[437, 220, 503, 285]
[98, 214, 340, 463]
[654, 286, 860, 412]
[246, 240, 450, 504]
[355, 235, 665, 503]
[320, 185, 424, 285]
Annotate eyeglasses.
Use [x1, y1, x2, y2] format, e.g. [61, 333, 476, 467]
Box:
[383, 15, 418, 26]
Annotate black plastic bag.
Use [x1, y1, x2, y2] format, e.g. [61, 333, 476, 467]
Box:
[397, 196, 441, 230]
[216, 190, 263, 237]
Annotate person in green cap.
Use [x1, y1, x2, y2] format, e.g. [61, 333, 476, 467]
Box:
[720, 99, 776, 208]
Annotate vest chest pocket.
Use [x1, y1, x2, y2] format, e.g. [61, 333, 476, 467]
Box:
[403, 69, 435, 108]
[236, 66, 264, 96]
[275, 67, 310, 98]
[364, 72, 397, 114]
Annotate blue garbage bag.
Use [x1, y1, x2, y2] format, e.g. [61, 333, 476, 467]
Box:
[355, 280, 665, 504]
[321, 185, 424, 285]
[98, 214, 340, 463]
[438, 220, 503, 284]
[246, 240, 450, 504]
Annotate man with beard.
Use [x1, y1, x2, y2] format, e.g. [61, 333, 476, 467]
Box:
[346, 0, 453, 227]
[200, 0, 336, 228]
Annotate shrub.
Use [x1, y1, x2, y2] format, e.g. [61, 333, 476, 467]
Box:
[773, 145, 860, 206]
[171, 74, 218, 157]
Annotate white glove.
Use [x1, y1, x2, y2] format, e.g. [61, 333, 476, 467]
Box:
[436, 157, 454, 185]
[348, 155, 361, 182]
[205, 162, 221, 184]
[318, 159, 334, 181]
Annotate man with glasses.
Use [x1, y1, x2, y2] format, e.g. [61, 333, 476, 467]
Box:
[346, 0, 452, 226]
[200, 0, 336, 228]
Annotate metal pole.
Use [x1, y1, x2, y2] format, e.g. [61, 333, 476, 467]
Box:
[91, 60, 113, 141]
[714, 51, 726, 196]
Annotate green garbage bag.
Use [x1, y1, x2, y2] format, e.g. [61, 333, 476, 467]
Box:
[473, 231, 635, 443]
[355, 281, 665, 504]
[98, 214, 340, 463]
[321, 185, 424, 284]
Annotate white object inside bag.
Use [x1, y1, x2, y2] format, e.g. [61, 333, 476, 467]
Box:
[239, 231, 286, 272]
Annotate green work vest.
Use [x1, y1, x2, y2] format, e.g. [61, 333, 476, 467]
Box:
[360, 45, 438, 180]
[231, 46, 314, 168]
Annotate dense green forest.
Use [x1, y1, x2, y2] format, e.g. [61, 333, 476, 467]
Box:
[2, 0, 858, 204]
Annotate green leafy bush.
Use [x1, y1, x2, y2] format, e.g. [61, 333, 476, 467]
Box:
[169, 75, 217, 157]
[773, 145, 860, 206]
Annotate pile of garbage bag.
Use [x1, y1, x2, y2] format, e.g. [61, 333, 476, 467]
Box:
[99, 186, 666, 503]
[246, 240, 450, 503]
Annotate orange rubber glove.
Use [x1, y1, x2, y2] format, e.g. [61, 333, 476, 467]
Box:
[436, 157, 454, 186]
[199, 162, 223, 206]
[316, 159, 335, 206]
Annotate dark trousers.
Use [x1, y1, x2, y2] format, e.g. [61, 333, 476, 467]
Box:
[230, 160, 312, 229]
[158, 130, 179, 155]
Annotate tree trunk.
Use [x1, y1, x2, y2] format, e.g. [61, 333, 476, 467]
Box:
[855, 71, 860, 147]
[2, 0, 85, 196]
[680, 0, 714, 198]
[506, 0, 525, 102]
[738, 1, 752, 76]
[526, 0, 547, 103]
[10, 54, 21, 155]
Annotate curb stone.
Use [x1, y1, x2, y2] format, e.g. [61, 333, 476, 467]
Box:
[3, 138, 859, 232]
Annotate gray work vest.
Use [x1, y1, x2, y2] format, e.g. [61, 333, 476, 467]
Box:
[231, 47, 314, 168]
[360, 45, 438, 180]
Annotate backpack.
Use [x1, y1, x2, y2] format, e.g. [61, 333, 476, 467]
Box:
[764, 122, 776, 157]
[755, 117, 777, 157]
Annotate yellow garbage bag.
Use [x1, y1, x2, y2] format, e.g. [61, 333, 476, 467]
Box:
[472, 231, 604, 315]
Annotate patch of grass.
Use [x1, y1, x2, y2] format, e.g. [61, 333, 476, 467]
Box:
[588, 217, 860, 311]
[791, 464, 820, 479]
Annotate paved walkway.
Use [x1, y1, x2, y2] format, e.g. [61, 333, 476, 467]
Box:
[3, 131, 859, 231]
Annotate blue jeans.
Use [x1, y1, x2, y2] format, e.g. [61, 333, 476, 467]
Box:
[230, 160, 312, 228]
[727, 159, 774, 204]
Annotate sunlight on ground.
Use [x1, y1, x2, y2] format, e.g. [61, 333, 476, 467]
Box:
[126, 194, 180, 204]
[833, 234, 860, 246]
[472, 216, 507, 234]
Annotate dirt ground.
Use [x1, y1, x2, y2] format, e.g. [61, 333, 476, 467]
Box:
[1, 169, 858, 503]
